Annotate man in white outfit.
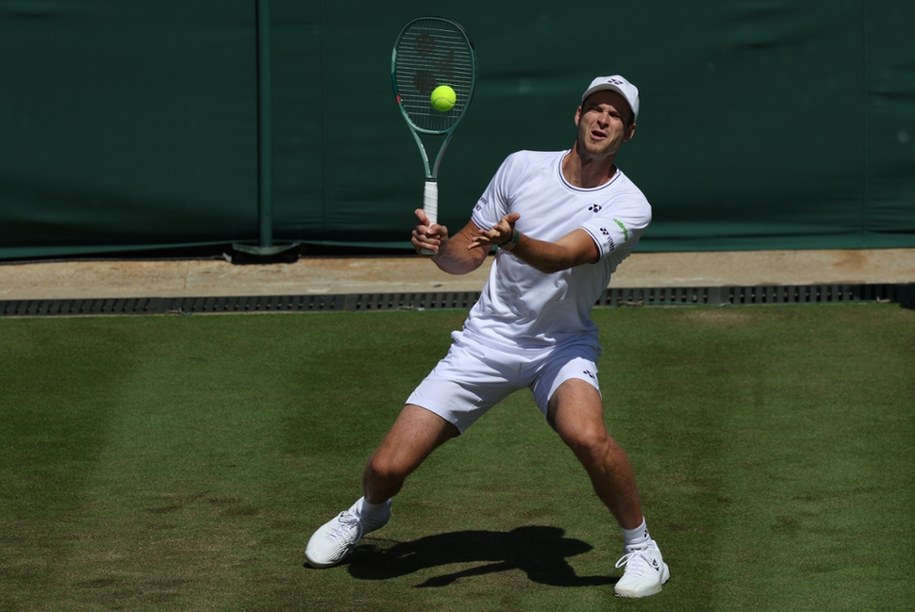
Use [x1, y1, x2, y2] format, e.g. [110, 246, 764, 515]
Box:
[305, 75, 670, 598]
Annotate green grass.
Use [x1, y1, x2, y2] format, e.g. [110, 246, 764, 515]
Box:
[1, 304, 913, 610]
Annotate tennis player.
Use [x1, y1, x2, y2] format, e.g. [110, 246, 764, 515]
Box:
[306, 75, 669, 598]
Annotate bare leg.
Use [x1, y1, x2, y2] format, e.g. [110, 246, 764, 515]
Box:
[363, 404, 459, 504]
[547, 380, 643, 529]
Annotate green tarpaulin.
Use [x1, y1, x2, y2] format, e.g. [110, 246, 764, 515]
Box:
[1, 0, 912, 259]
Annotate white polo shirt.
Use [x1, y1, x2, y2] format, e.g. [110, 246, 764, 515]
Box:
[461, 149, 651, 352]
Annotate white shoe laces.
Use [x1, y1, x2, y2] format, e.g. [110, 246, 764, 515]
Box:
[615, 546, 659, 577]
[327, 511, 361, 544]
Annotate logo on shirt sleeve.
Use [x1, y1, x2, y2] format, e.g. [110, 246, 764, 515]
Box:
[599, 227, 616, 252]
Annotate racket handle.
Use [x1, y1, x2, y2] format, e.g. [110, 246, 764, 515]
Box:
[423, 179, 438, 225]
[420, 180, 438, 256]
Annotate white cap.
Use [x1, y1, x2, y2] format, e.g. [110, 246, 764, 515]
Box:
[581, 75, 640, 122]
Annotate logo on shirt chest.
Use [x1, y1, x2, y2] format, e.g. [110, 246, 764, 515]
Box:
[588, 203, 602, 213]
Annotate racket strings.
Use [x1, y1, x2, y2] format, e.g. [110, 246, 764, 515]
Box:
[394, 20, 474, 133]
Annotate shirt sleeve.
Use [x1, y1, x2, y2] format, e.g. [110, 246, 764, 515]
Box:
[470, 154, 519, 231]
[579, 194, 652, 259]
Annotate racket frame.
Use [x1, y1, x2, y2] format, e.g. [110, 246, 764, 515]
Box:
[391, 17, 476, 226]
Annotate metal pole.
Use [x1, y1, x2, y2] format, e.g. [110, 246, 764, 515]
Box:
[233, 0, 298, 261]
[257, 0, 272, 248]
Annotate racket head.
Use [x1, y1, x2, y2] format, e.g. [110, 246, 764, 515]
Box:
[392, 17, 476, 135]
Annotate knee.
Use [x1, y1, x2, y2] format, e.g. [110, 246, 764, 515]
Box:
[364, 452, 409, 484]
[559, 423, 614, 460]
[365, 455, 394, 483]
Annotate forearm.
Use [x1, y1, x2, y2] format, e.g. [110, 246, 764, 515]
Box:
[433, 229, 487, 275]
[411, 210, 486, 275]
[502, 230, 598, 274]
[471, 212, 599, 274]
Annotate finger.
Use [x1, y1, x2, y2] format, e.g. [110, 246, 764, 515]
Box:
[414, 237, 439, 254]
[469, 230, 494, 248]
[414, 232, 439, 246]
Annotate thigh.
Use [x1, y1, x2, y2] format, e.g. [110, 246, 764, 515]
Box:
[371, 404, 460, 475]
[546, 378, 607, 440]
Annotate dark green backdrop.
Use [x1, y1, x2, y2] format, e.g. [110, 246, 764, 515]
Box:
[1, 0, 912, 259]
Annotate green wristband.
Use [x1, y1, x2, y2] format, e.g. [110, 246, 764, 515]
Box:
[499, 229, 520, 251]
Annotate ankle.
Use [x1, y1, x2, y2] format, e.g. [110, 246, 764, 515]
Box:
[359, 497, 390, 521]
[622, 518, 650, 548]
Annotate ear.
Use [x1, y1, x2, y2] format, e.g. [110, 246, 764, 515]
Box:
[574, 105, 582, 127]
[623, 122, 637, 142]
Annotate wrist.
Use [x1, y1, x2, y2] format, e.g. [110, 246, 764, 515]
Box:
[498, 229, 520, 251]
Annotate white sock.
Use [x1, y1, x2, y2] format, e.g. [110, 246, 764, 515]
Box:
[622, 518, 650, 548]
[358, 497, 389, 521]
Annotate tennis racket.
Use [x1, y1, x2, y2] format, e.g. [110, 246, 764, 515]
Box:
[391, 17, 476, 237]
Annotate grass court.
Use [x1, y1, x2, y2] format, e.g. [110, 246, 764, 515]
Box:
[1, 303, 912, 610]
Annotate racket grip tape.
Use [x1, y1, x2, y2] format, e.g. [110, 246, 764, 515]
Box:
[420, 180, 438, 256]
[423, 180, 438, 225]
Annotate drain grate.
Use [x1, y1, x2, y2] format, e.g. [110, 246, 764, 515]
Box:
[1, 283, 911, 317]
[595, 283, 913, 307]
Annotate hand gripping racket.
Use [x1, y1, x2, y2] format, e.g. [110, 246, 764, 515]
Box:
[392, 17, 476, 235]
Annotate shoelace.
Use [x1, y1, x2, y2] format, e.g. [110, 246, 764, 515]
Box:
[614, 548, 657, 577]
[327, 512, 361, 544]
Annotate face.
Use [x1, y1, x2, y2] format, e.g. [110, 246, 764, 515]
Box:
[574, 90, 636, 160]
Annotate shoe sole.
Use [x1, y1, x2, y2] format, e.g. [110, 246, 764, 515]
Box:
[304, 555, 339, 569]
[614, 563, 670, 598]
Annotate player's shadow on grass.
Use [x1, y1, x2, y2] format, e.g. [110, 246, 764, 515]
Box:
[345, 525, 614, 588]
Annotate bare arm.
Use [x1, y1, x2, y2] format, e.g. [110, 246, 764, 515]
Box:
[469, 213, 599, 274]
[411, 208, 487, 275]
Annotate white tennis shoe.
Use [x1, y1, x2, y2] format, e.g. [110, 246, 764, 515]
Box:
[304, 497, 391, 568]
[613, 539, 670, 598]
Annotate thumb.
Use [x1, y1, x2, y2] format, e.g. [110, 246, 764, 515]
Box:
[505, 212, 521, 224]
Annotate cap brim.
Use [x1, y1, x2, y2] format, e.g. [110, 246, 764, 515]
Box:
[581, 85, 637, 120]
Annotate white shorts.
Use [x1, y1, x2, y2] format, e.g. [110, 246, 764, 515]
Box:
[406, 333, 601, 433]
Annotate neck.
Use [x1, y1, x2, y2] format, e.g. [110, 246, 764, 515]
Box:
[562, 145, 617, 188]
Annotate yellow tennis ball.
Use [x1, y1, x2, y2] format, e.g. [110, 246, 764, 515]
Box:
[430, 85, 457, 112]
